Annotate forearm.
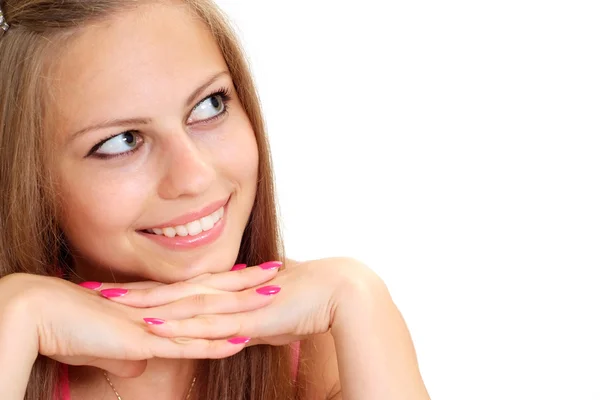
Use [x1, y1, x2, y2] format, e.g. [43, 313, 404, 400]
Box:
[0, 300, 38, 399]
[331, 277, 430, 400]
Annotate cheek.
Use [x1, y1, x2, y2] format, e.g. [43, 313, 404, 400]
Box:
[57, 166, 149, 247]
[212, 120, 259, 189]
[230, 134, 259, 186]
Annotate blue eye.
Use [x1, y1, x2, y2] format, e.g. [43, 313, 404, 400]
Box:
[91, 131, 142, 157]
[188, 90, 230, 124]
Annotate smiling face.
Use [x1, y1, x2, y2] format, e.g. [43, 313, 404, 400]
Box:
[48, 2, 259, 283]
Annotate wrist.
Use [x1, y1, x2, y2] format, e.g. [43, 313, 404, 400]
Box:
[0, 277, 40, 399]
[330, 260, 391, 332]
[0, 274, 41, 355]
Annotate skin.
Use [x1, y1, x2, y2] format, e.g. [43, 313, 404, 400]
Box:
[49, 2, 258, 397]
[51, 1, 257, 285]
[0, 2, 430, 399]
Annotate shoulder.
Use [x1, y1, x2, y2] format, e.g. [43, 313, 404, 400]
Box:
[284, 256, 371, 273]
[285, 256, 382, 291]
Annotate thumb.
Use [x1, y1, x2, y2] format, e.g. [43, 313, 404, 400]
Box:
[88, 358, 148, 378]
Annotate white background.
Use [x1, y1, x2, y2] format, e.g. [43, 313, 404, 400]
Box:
[215, 1, 600, 399]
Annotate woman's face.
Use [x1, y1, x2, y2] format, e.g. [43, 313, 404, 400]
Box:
[49, 3, 259, 283]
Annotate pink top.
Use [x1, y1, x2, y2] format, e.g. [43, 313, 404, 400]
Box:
[55, 342, 300, 400]
[57, 364, 71, 400]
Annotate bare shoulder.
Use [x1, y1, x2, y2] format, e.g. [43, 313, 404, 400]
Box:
[285, 256, 383, 290]
[284, 257, 302, 269]
[284, 256, 371, 271]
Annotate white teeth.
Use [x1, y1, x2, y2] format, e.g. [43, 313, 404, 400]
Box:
[200, 215, 215, 231]
[213, 207, 224, 222]
[147, 206, 224, 238]
[163, 227, 176, 238]
[174, 225, 188, 236]
[186, 220, 203, 236]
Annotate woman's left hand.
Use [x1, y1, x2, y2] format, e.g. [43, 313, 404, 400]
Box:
[100, 257, 378, 347]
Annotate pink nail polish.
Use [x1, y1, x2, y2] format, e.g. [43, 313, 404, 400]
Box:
[256, 285, 281, 296]
[100, 288, 128, 298]
[231, 263, 247, 271]
[259, 261, 282, 270]
[143, 318, 165, 325]
[79, 281, 102, 290]
[228, 336, 251, 345]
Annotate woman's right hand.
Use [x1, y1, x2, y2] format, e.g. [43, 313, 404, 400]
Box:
[0, 266, 278, 377]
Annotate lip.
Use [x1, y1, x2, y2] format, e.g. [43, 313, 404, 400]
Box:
[144, 195, 230, 230]
[138, 200, 228, 250]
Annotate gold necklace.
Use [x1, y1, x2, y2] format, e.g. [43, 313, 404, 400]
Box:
[103, 371, 197, 400]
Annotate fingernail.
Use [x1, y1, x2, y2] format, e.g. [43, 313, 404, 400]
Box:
[79, 281, 102, 290]
[259, 261, 282, 270]
[256, 285, 281, 296]
[228, 336, 251, 345]
[100, 288, 128, 298]
[143, 318, 165, 325]
[231, 263, 247, 271]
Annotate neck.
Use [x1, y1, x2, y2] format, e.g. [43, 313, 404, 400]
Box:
[70, 358, 202, 400]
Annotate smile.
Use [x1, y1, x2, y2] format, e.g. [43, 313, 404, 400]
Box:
[144, 206, 224, 238]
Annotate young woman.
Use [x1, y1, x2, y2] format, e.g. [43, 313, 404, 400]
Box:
[0, 1, 430, 399]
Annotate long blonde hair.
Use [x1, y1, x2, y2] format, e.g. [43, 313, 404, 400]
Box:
[0, 0, 295, 399]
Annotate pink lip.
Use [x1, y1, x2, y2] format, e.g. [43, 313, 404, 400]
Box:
[146, 196, 229, 230]
[139, 202, 228, 250]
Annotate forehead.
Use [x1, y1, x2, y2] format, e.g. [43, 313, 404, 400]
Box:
[50, 2, 227, 134]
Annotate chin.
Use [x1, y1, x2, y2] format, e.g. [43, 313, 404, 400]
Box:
[138, 249, 241, 283]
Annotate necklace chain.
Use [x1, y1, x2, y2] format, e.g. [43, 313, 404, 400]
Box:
[103, 371, 197, 400]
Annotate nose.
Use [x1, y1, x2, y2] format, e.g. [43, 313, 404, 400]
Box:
[157, 134, 216, 200]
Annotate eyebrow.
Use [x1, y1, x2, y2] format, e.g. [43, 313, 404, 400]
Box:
[68, 70, 230, 141]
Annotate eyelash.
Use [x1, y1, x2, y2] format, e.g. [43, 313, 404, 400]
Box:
[87, 88, 232, 160]
[190, 87, 231, 126]
[87, 130, 142, 160]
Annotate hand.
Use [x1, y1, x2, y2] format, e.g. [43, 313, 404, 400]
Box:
[102, 258, 377, 347]
[0, 267, 279, 377]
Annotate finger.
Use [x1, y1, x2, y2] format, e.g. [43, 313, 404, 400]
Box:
[143, 315, 299, 347]
[142, 314, 245, 339]
[95, 261, 281, 301]
[78, 280, 163, 291]
[193, 261, 282, 291]
[147, 335, 250, 359]
[100, 264, 280, 307]
[88, 359, 148, 378]
[142, 285, 281, 320]
[142, 311, 296, 343]
[99, 281, 223, 306]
